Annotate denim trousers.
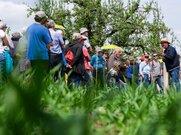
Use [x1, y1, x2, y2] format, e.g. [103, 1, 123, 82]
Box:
[169, 68, 180, 92]
[143, 74, 151, 88]
[154, 75, 164, 92]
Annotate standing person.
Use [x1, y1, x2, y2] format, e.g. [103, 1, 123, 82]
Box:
[126, 60, 133, 85]
[102, 51, 109, 74]
[90, 47, 105, 88]
[139, 54, 151, 88]
[80, 27, 92, 52]
[16, 27, 30, 74]
[150, 53, 164, 93]
[47, 20, 68, 81]
[27, 11, 53, 78]
[82, 40, 92, 84]
[108, 48, 123, 70]
[161, 38, 180, 92]
[10, 32, 22, 66]
[65, 33, 86, 87]
[0, 21, 11, 83]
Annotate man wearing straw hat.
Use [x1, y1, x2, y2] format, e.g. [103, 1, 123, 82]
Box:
[161, 37, 180, 92]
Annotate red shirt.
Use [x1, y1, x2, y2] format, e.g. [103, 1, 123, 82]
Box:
[83, 46, 91, 70]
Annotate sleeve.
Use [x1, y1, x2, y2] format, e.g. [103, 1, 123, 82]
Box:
[71, 46, 83, 66]
[43, 28, 52, 45]
[56, 30, 64, 45]
[83, 47, 90, 60]
[139, 62, 144, 75]
[0, 30, 5, 38]
[164, 47, 175, 60]
[90, 56, 95, 66]
[84, 39, 91, 48]
[61, 52, 68, 66]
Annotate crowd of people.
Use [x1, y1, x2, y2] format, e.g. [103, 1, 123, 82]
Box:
[0, 11, 180, 92]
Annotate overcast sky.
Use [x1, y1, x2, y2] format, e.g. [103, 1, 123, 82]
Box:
[0, 0, 181, 51]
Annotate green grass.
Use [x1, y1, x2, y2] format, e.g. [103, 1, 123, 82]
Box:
[0, 72, 180, 135]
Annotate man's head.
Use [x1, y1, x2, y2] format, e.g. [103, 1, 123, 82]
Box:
[144, 54, 150, 63]
[80, 28, 89, 37]
[34, 11, 48, 25]
[47, 20, 55, 28]
[160, 38, 170, 49]
[96, 47, 103, 56]
[153, 53, 158, 60]
[0, 21, 7, 31]
[114, 48, 123, 59]
[72, 33, 86, 45]
[11, 32, 22, 41]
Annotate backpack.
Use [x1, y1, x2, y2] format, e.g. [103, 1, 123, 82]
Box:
[65, 49, 74, 65]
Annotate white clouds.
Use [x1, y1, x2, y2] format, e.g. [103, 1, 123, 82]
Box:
[0, 1, 34, 33]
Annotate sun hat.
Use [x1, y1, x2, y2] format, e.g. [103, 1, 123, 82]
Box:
[96, 47, 102, 52]
[72, 33, 82, 40]
[160, 37, 170, 44]
[80, 28, 88, 34]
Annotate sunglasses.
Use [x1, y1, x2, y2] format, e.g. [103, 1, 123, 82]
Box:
[153, 55, 158, 57]
[145, 56, 149, 58]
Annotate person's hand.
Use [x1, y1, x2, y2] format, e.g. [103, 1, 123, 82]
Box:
[66, 64, 72, 69]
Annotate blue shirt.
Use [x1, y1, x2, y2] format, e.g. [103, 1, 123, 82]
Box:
[90, 55, 104, 69]
[27, 23, 52, 60]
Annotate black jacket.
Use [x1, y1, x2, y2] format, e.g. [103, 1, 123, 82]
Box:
[65, 40, 85, 75]
[163, 45, 180, 71]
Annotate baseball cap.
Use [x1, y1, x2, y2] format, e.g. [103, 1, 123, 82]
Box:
[96, 47, 102, 52]
[80, 28, 88, 34]
[35, 11, 47, 18]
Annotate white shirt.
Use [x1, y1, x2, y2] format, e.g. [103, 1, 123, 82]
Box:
[139, 61, 151, 77]
[84, 38, 91, 49]
[49, 29, 64, 54]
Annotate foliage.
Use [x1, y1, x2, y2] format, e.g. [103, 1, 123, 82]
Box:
[26, 0, 180, 55]
[0, 71, 181, 135]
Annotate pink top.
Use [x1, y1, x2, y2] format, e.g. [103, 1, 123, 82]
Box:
[83, 46, 91, 70]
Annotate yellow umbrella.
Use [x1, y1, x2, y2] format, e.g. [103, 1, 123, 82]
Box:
[55, 24, 65, 30]
[101, 44, 124, 51]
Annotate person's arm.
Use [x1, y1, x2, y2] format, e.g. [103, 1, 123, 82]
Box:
[71, 45, 82, 66]
[57, 30, 65, 49]
[83, 47, 90, 61]
[2, 36, 9, 46]
[163, 47, 175, 60]
[43, 28, 53, 49]
[90, 56, 95, 67]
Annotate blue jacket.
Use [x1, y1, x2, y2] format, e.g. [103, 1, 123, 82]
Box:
[163, 45, 180, 71]
[90, 55, 104, 69]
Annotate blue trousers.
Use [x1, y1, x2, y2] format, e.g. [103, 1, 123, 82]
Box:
[169, 68, 180, 92]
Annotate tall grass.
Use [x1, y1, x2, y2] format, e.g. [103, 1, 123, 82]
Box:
[0, 70, 180, 135]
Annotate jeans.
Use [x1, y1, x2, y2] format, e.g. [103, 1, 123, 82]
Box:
[143, 74, 151, 88]
[169, 68, 180, 92]
[153, 75, 164, 93]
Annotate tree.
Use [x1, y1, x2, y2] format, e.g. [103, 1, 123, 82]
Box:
[28, 0, 178, 55]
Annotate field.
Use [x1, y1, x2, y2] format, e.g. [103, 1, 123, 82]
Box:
[0, 72, 181, 135]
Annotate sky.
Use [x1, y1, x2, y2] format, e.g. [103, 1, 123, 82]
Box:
[0, 0, 180, 53]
